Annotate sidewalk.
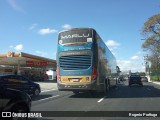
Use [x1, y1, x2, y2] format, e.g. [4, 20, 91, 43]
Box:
[151, 81, 160, 85]
[35, 80, 58, 92]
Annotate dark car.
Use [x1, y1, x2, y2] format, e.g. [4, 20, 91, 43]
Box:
[0, 85, 31, 120]
[129, 75, 143, 86]
[0, 75, 41, 96]
[141, 76, 148, 82]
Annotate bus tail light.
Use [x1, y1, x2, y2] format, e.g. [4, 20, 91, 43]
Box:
[57, 67, 61, 81]
[92, 65, 97, 80]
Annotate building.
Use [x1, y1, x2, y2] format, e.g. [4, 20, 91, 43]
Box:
[0, 51, 57, 81]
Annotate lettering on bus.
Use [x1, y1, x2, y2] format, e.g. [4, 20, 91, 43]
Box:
[61, 33, 90, 39]
[59, 50, 91, 56]
[62, 47, 91, 51]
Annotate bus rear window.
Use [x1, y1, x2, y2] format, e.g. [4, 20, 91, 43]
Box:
[58, 29, 92, 46]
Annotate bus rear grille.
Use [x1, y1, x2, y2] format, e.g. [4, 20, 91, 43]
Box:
[59, 55, 91, 70]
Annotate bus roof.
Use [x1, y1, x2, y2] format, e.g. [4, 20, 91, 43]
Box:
[58, 28, 96, 34]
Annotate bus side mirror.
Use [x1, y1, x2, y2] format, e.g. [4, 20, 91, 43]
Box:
[116, 66, 121, 73]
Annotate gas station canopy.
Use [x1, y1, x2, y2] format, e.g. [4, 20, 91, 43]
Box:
[0, 51, 56, 70]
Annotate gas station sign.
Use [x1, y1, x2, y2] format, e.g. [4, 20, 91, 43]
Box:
[26, 61, 48, 66]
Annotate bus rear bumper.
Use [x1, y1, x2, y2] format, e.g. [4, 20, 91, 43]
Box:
[57, 82, 104, 92]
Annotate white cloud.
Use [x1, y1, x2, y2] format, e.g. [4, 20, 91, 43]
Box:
[38, 28, 58, 35]
[35, 51, 48, 57]
[105, 40, 120, 50]
[117, 60, 145, 72]
[62, 24, 72, 30]
[14, 44, 23, 51]
[117, 60, 132, 67]
[7, 0, 25, 13]
[29, 24, 37, 30]
[130, 56, 140, 60]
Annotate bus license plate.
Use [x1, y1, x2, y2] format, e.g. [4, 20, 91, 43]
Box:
[72, 79, 79, 82]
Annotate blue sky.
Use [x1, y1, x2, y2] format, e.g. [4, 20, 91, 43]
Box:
[0, 0, 159, 72]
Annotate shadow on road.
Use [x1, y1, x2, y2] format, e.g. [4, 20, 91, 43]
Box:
[68, 83, 160, 99]
[31, 94, 53, 101]
[106, 84, 160, 98]
[69, 91, 105, 98]
[68, 85, 118, 98]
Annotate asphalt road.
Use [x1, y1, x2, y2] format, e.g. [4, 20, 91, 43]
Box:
[29, 81, 160, 120]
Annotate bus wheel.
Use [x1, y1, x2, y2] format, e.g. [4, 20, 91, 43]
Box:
[106, 79, 110, 92]
[103, 80, 107, 95]
[116, 78, 118, 85]
[104, 79, 110, 96]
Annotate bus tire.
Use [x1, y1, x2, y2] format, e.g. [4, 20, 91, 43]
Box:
[103, 80, 107, 95]
[106, 79, 110, 92]
[116, 78, 118, 85]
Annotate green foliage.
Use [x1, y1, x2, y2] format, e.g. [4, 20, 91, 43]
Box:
[135, 72, 146, 76]
[151, 75, 160, 81]
[142, 14, 160, 34]
[150, 64, 160, 81]
[142, 34, 159, 49]
[142, 14, 160, 52]
[150, 64, 160, 74]
[142, 14, 160, 78]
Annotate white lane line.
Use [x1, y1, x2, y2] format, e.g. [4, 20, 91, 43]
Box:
[147, 88, 151, 91]
[41, 89, 57, 93]
[97, 96, 105, 103]
[37, 95, 60, 102]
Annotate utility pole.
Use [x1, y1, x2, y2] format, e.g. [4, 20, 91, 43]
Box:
[141, 38, 151, 81]
[144, 55, 151, 82]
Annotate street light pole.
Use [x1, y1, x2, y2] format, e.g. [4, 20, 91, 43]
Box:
[141, 38, 151, 81]
[144, 55, 151, 82]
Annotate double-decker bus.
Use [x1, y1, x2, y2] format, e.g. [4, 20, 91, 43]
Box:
[57, 28, 120, 94]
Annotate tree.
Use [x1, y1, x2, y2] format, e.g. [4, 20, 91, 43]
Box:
[142, 14, 160, 34]
[142, 14, 160, 80]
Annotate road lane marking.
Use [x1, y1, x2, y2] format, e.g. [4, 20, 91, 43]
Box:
[41, 89, 57, 93]
[147, 88, 151, 91]
[97, 96, 105, 103]
[37, 95, 60, 102]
